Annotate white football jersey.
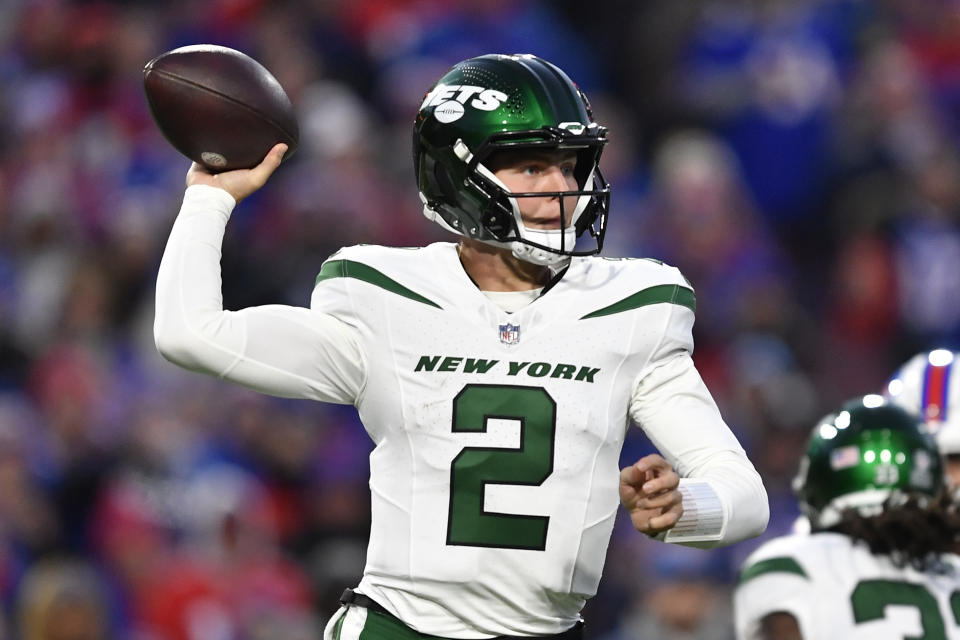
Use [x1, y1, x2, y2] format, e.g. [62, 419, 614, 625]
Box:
[735, 532, 960, 640]
[310, 243, 695, 637]
[155, 187, 768, 639]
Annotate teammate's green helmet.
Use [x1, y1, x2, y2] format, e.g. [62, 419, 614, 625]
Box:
[793, 395, 945, 530]
[412, 54, 610, 266]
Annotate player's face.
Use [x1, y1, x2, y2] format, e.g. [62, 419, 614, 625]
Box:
[488, 150, 579, 230]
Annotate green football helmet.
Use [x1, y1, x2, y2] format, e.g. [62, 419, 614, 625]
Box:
[793, 395, 945, 530]
[412, 54, 610, 266]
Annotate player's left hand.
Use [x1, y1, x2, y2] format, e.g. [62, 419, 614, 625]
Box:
[619, 453, 683, 537]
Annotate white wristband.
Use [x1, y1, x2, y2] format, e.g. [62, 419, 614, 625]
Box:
[662, 479, 726, 543]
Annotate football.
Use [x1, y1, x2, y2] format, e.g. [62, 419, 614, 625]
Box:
[143, 44, 299, 172]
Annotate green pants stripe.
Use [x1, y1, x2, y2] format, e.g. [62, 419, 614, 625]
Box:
[327, 606, 456, 640]
[325, 604, 581, 640]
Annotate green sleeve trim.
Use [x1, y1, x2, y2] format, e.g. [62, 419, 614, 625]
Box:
[738, 557, 808, 585]
[315, 259, 442, 309]
[580, 284, 696, 320]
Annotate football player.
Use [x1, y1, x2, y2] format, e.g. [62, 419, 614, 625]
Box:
[155, 54, 768, 640]
[887, 349, 960, 489]
[734, 395, 960, 640]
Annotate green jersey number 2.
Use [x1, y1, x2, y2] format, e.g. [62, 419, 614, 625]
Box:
[851, 580, 960, 639]
[447, 384, 556, 550]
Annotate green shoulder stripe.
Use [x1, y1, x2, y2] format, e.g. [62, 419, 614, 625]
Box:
[580, 284, 695, 320]
[738, 557, 808, 585]
[315, 259, 442, 309]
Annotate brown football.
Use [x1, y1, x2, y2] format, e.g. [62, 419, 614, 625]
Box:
[143, 44, 299, 172]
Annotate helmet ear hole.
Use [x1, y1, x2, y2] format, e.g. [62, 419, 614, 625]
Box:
[434, 162, 458, 204]
[483, 204, 512, 240]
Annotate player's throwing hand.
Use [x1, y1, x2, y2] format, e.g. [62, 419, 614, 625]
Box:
[186, 142, 287, 204]
[619, 454, 683, 536]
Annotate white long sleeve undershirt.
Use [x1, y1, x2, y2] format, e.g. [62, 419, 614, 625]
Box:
[155, 185, 768, 547]
[154, 185, 365, 403]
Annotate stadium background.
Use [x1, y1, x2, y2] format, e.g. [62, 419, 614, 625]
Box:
[1, 0, 959, 638]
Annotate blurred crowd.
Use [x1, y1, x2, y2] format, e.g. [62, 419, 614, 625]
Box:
[1, 0, 960, 638]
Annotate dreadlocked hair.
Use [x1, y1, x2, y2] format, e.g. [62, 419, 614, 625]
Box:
[829, 492, 960, 571]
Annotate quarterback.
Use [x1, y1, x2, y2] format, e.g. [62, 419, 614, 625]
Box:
[734, 396, 960, 640]
[155, 54, 768, 639]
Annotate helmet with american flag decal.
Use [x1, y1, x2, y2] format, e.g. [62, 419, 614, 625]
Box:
[792, 395, 944, 530]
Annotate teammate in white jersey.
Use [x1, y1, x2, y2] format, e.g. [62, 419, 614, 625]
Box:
[154, 54, 768, 639]
[734, 395, 960, 640]
[886, 349, 960, 489]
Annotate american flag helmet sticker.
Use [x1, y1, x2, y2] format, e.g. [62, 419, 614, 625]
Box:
[830, 445, 860, 470]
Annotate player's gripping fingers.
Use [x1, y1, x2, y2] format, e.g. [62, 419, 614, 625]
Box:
[633, 453, 672, 477]
[621, 453, 668, 489]
[185, 143, 288, 203]
[628, 498, 683, 536]
[646, 501, 683, 533]
[623, 454, 679, 497]
[637, 488, 682, 510]
[639, 469, 679, 497]
[619, 464, 648, 508]
[246, 143, 288, 190]
[619, 462, 645, 490]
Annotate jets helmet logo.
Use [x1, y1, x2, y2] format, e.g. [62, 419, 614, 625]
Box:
[421, 84, 509, 123]
[558, 121, 586, 134]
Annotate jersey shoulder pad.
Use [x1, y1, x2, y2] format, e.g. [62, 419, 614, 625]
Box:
[318, 243, 426, 269]
[312, 243, 445, 312]
[738, 534, 814, 586]
[739, 532, 854, 586]
[579, 255, 691, 284]
[575, 256, 695, 320]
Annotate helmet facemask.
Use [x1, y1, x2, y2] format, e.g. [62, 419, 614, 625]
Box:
[453, 128, 609, 266]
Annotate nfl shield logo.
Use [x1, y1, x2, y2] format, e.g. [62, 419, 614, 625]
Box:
[499, 323, 520, 345]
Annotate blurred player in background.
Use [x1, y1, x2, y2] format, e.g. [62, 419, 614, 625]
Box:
[154, 53, 768, 639]
[887, 349, 960, 489]
[734, 395, 960, 640]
